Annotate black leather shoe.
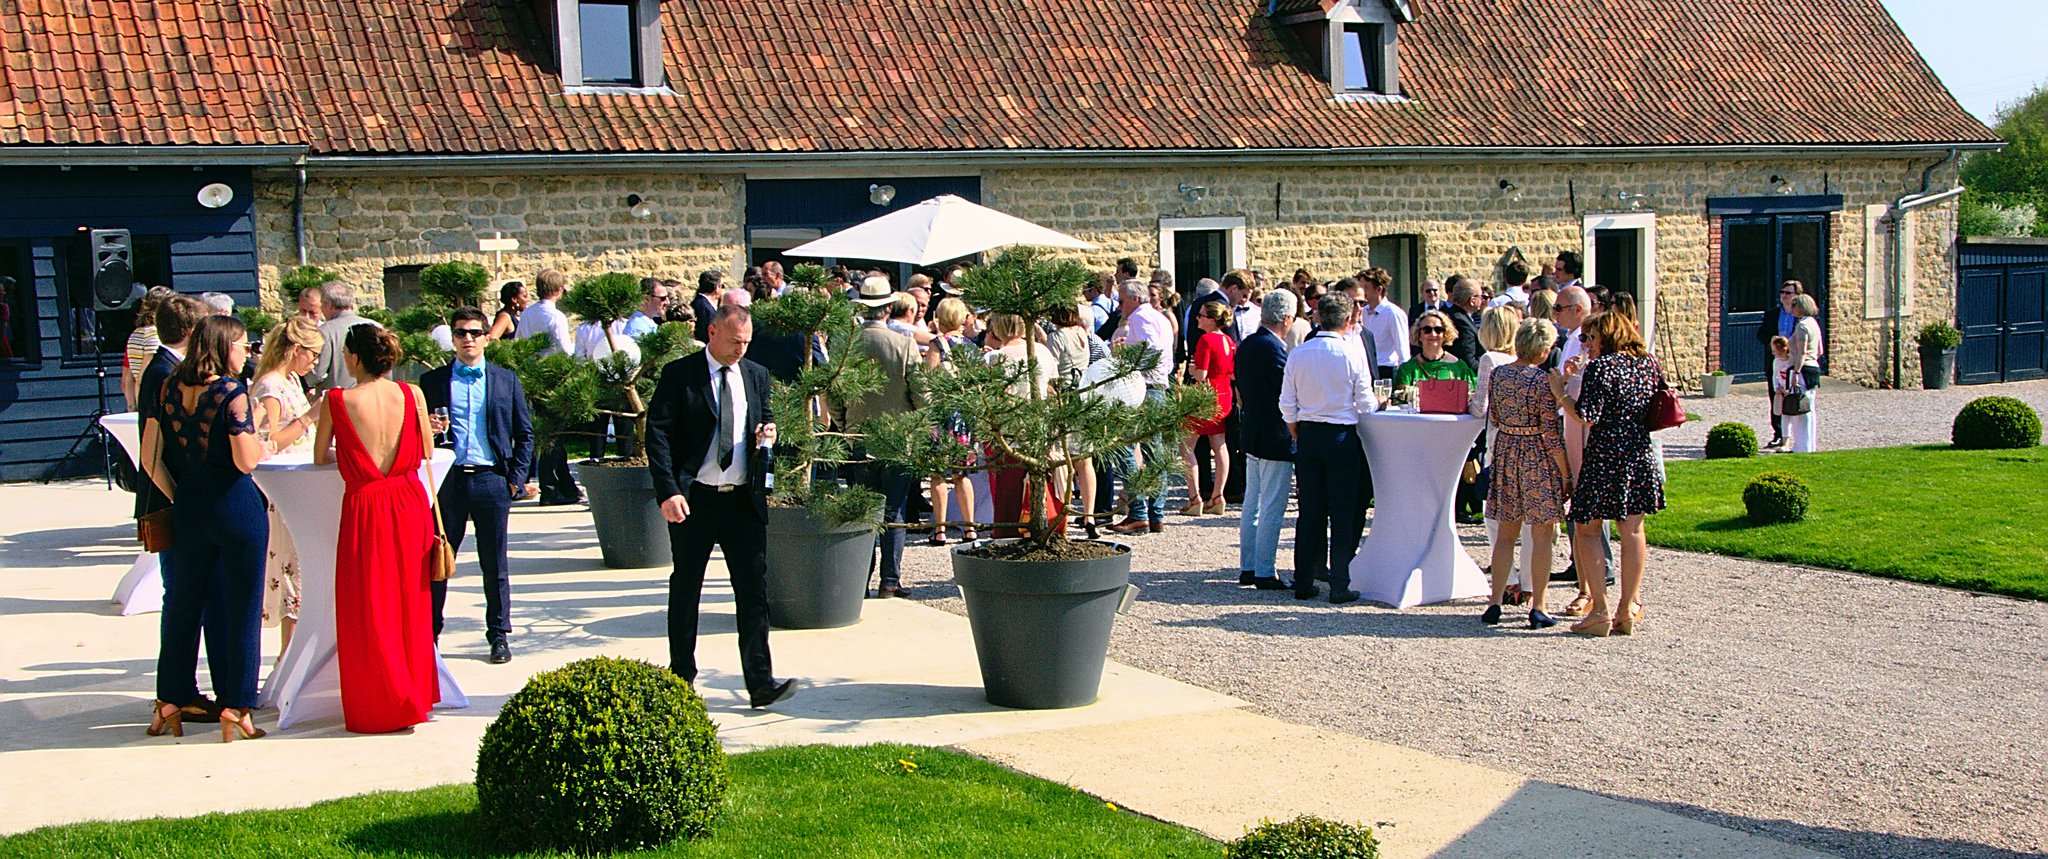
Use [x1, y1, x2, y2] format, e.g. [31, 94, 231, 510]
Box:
[1551, 564, 1579, 582]
[1294, 586, 1319, 600]
[488, 640, 512, 664]
[750, 679, 798, 709]
[870, 587, 901, 599]
[1252, 576, 1292, 591]
[1328, 589, 1360, 605]
[1481, 604, 1503, 625]
[1238, 571, 1258, 586]
[1147, 521, 1164, 533]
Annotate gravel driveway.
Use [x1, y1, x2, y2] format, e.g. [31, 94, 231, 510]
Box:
[894, 378, 2048, 859]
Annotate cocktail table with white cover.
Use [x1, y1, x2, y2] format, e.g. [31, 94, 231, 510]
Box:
[96, 412, 161, 616]
[1350, 411, 1489, 608]
[253, 448, 467, 730]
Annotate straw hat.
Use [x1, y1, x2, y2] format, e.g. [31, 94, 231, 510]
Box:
[853, 275, 898, 307]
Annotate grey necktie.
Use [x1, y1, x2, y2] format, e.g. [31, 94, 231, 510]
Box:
[716, 366, 736, 471]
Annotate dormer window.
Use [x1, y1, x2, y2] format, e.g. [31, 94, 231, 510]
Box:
[1273, 0, 1410, 99]
[551, 0, 667, 92]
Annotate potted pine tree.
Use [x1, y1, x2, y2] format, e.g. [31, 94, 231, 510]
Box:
[864, 247, 1211, 709]
[1916, 320, 1962, 390]
[555, 272, 696, 568]
[751, 267, 884, 629]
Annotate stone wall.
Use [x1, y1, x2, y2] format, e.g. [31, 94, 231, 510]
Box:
[256, 156, 1960, 387]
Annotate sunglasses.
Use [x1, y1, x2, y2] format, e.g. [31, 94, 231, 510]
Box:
[1779, 291, 1797, 296]
[1419, 326, 1446, 334]
[452, 328, 488, 339]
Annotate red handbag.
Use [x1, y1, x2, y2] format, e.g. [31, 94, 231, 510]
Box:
[1648, 362, 1686, 431]
[1417, 379, 1471, 414]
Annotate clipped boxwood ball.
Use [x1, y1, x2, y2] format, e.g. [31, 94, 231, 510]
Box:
[1951, 396, 2041, 450]
[477, 657, 728, 853]
[1704, 422, 1759, 459]
[1228, 815, 1380, 859]
[1743, 471, 1810, 524]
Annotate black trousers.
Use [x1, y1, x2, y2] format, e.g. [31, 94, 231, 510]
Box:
[668, 484, 775, 699]
[535, 442, 579, 502]
[1293, 421, 1361, 590]
[433, 469, 513, 642]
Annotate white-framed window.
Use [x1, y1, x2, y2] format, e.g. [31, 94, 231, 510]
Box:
[1582, 211, 1660, 350]
[1275, 0, 1406, 99]
[554, 0, 666, 91]
[1158, 216, 1248, 295]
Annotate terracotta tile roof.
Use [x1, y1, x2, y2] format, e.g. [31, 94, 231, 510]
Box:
[1, 0, 1997, 155]
[0, 0, 303, 146]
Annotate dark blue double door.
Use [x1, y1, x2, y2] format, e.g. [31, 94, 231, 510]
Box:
[1719, 214, 1828, 382]
[1958, 262, 2047, 384]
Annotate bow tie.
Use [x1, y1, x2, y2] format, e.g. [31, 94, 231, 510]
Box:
[455, 364, 484, 380]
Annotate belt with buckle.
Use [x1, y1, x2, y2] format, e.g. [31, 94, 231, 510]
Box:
[453, 464, 496, 474]
[697, 483, 740, 494]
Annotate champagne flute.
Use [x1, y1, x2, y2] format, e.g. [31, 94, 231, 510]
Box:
[431, 407, 451, 438]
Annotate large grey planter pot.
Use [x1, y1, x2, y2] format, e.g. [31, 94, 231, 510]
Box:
[575, 461, 671, 569]
[1701, 374, 1733, 398]
[764, 505, 876, 629]
[950, 539, 1132, 710]
[1920, 346, 1957, 390]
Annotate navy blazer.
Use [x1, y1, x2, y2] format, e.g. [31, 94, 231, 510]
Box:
[1234, 328, 1295, 463]
[135, 347, 180, 518]
[644, 350, 773, 520]
[419, 362, 535, 491]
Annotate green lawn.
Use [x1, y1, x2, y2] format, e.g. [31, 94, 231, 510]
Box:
[0, 745, 1220, 858]
[1650, 445, 2048, 601]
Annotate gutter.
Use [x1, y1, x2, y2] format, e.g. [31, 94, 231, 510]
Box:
[294, 160, 309, 267]
[1886, 148, 1963, 388]
[292, 142, 2005, 175]
[0, 145, 307, 166]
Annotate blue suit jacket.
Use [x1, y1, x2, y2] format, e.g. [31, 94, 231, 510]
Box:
[1234, 328, 1294, 463]
[419, 362, 534, 491]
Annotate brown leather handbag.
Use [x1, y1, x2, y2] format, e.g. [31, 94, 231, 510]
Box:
[425, 458, 456, 582]
[138, 506, 174, 553]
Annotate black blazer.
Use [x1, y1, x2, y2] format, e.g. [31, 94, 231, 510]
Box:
[1408, 300, 1454, 323]
[691, 294, 718, 344]
[419, 361, 535, 491]
[1446, 305, 1481, 369]
[645, 350, 772, 519]
[1755, 305, 1789, 347]
[135, 347, 180, 518]
[1234, 328, 1294, 463]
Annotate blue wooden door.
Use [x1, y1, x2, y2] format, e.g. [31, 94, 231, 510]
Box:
[2005, 264, 2047, 381]
[1719, 215, 1828, 382]
[1958, 266, 2006, 384]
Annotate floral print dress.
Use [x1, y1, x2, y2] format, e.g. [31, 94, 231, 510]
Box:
[1568, 354, 1666, 522]
[1485, 364, 1568, 523]
[252, 374, 309, 627]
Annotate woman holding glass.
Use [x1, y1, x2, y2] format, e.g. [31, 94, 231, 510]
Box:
[251, 316, 323, 656]
[1549, 312, 1665, 637]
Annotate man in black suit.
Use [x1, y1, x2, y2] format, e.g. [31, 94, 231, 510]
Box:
[421, 307, 534, 664]
[1444, 278, 1484, 369]
[1234, 289, 1297, 590]
[1407, 278, 1453, 323]
[645, 304, 797, 709]
[690, 270, 722, 345]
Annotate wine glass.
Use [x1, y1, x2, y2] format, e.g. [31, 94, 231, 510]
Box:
[431, 407, 451, 437]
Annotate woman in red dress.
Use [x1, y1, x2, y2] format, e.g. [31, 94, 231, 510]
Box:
[312, 324, 439, 733]
[1179, 302, 1236, 516]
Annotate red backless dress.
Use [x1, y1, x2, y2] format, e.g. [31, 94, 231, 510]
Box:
[330, 385, 440, 733]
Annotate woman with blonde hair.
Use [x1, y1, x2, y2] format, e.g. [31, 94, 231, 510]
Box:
[251, 316, 324, 654]
[1472, 305, 1535, 585]
[1784, 294, 1824, 453]
[1549, 311, 1664, 636]
[922, 298, 978, 544]
[1481, 319, 1568, 628]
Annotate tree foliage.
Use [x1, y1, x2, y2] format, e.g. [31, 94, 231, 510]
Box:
[1960, 85, 2048, 237]
[276, 264, 339, 308]
[417, 260, 490, 310]
[754, 263, 885, 525]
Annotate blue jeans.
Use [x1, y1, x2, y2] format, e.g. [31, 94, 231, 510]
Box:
[1238, 455, 1293, 578]
[1112, 388, 1172, 523]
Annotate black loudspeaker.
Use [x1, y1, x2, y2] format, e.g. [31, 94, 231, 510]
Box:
[90, 228, 136, 309]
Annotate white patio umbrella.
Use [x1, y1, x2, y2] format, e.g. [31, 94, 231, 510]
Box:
[783, 194, 1096, 265]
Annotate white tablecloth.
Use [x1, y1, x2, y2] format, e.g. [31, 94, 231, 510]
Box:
[97, 412, 161, 616]
[1350, 411, 1490, 608]
[253, 448, 467, 730]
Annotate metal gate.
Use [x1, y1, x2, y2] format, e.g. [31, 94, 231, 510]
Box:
[1956, 238, 2048, 384]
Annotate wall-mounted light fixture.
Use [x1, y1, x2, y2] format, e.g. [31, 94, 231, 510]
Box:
[196, 183, 234, 209]
[869, 184, 897, 206]
[1770, 174, 1794, 195]
[624, 194, 653, 219]
[1497, 179, 1522, 201]
[1615, 191, 1648, 210]
[1178, 182, 1208, 205]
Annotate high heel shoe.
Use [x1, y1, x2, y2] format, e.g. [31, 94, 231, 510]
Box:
[1204, 498, 1225, 515]
[220, 708, 266, 743]
[1561, 592, 1592, 617]
[1569, 612, 1612, 637]
[1080, 517, 1100, 540]
[1614, 602, 1643, 635]
[1528, 609, 1558, 630]
[146, 700, 184, 738]
[1177, 501, 1204, 516]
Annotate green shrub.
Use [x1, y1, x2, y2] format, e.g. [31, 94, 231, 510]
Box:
[1916, 321, 1963, 350]
[417, 260, 490, 310]
[1227, 816, 1379, 859]
[1952, 396, 2042, 450]
[1704, 422, 1759, 459]
[476, 657, 728, 853]
[277, 264, 340, 307]
[1743, 472, 1811, 524]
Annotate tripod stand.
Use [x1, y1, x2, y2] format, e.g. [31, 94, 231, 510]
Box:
[39, 319, 119, 488]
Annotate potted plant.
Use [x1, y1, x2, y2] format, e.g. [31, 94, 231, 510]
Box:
[1916, 320, 1962, 390]
[751, 266, 885, 629]
[1701, 369, 1732, 398]
[555, 272, 696, 568]
[864, 247, 1211, 709]
[359, 260, 489, 380]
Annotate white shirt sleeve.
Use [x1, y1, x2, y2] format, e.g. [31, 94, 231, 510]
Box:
[1278, 354, 1301, 425]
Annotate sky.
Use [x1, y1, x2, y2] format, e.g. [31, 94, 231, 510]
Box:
[1881, 0, 2046, 125]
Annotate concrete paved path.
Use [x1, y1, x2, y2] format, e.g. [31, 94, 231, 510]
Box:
[0, 479, 1824, 857]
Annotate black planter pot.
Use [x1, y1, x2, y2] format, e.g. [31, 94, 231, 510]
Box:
[764, 505, 876, 629]
[574, 461, 671, 569]
[950, 540, 1132, 710]
[1919, 345, 1957, 390]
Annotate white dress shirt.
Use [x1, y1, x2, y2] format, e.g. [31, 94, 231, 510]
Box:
[696, 358, 749, 487]
[1231, 302, 1259, 342]
[1559, 325, 1588, 399]
[1489, 285, 1529, 308]
[575, 319, 641, 365]
[1119, 303, 1176, 387]
[1279, 330, 1378, 426]
[517, 299, 573, 357]
[1358, 299, 1409, 369]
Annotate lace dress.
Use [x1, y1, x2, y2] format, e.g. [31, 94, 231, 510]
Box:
[252, 373, 310, 628]
[154, 376, 269, 709]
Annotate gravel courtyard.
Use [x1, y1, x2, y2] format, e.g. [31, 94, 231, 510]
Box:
[898, 379, 2048, 859]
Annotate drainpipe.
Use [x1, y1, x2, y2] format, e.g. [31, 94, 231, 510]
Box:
[1887, 148, 1960, 388]
[294, 160, 309, 267]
